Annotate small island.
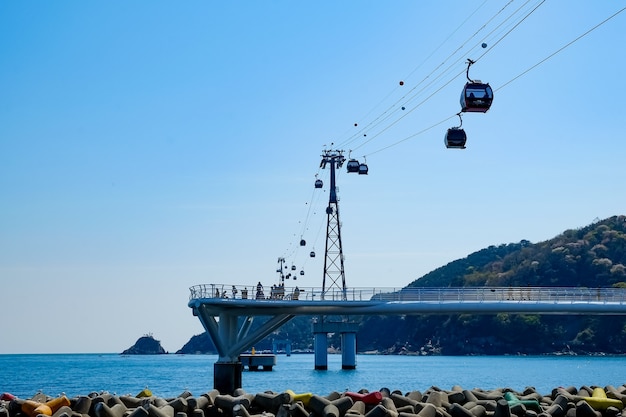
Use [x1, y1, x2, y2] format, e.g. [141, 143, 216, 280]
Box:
[121, 333, 167, 355]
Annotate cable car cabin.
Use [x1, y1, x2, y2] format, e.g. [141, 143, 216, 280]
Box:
[346, 159, 360, 173]
[445, 127, 467, 149]
[310, 251, 315, 258]
[291, 265, 296, 271]
[314, 179, 323, 188]
[300, 270, 304, 276]
[460, 82, 493, 113]
[358, 163, 368, 175]
[300, 239, 306, 246]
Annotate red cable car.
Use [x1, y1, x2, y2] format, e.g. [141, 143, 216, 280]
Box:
[460, 82, 493, 113]
[460, 59, 493, 113]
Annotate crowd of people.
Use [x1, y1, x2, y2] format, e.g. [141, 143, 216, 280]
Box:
[212, 282, 300, 300]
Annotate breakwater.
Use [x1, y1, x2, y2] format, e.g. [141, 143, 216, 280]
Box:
[2, 384, 625, 417]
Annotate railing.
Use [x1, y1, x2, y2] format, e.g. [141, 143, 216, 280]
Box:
[189, 284, 626, 304]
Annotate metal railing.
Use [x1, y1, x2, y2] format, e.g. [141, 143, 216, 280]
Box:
[189, 284, 626, 304]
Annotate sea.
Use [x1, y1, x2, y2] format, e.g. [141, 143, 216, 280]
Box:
[1, 354, 625, 399]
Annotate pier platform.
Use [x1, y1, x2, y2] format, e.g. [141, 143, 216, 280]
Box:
[239, 354, 276, 371]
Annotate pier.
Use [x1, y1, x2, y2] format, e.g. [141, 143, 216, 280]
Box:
[188, 284, 626, 393]
[239, 353, 276, 371]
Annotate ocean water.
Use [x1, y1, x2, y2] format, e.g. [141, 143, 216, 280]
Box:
[1, 354, 625, 399]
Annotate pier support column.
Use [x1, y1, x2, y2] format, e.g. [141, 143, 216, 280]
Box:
[191, 301, 294, 393]
[214, 362, 243, 394]
[341, 332, 356, 370]
[314, 332, 328, 370]
[312, 319, 359, 370]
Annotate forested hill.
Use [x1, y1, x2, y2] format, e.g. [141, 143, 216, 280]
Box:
[354, 215, 626, 355]
[408, 215, 626, 289]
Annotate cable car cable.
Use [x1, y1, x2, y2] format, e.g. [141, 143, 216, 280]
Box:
[360, 3, 623, 159]
[365, 113, 458, 157]
[335, 1, 513, 151]
[349, 0, 547, 155]
[497, 5, 626, 92]
[471, 0, 546, 67]
[337, 1, 543, 154]
[403, 0, 494, 83]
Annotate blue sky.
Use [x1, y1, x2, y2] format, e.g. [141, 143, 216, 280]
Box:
[1, 1, 625, 354]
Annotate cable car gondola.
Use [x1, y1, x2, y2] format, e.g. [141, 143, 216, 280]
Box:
[346, 159, 360, 173]
[461, 82, 493, 113]
[300, 270, 304, 276]
[291, 265, 296, 271]
[310, 251, 315, 258]
[300, 239, 306, 246]
[358, 163, 368, 175]
[314, 179, 323, 188]
[460, 59, 493, 113]
[445, 113, 467, 149]
[445, 127, 467, 149]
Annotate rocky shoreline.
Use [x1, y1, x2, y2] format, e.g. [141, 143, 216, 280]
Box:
[2, 384, 626, 417]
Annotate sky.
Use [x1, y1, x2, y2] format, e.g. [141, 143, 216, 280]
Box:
[1, 1, 625, 354]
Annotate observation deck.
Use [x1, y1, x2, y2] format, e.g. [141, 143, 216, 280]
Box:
[189, 284, 626, 316]
[188, 284, 626, 394]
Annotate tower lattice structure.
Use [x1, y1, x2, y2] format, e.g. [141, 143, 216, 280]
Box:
[320, 149, 347, 300]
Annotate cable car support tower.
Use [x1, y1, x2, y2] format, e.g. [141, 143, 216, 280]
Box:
[320, 149, 347, 300]
[313, 149, 359, 370]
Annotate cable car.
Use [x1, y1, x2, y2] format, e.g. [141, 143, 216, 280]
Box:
[291, 265, 296, 271]
[460, 59, 493, 113]
[358, 163, 368, 175]
[445, 127, 467, 149]
[310, 251, 315, 258]
[346, 159, 360, 173]
[314, 179, 323, 188]
[300, 270, 304, 276]
[300, 239, 306, 246]
[460, 82, 493, 113]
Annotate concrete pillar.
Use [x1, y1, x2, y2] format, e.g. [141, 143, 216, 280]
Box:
[341, 332, 356, 370]
[314, 332, 328, 370]
[214, 362, 243, 394]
